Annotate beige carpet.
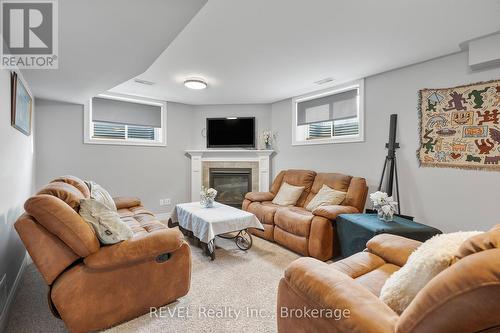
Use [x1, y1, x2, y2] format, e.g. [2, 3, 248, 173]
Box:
[6, 234, 300, 333]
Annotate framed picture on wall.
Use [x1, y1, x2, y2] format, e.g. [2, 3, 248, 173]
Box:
[11, 72, 33, 136]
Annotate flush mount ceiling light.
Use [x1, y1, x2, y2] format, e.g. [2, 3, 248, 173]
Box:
[184, 77, 207, 90]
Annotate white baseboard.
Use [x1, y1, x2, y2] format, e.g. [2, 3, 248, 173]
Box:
[0, 251, 29, 332]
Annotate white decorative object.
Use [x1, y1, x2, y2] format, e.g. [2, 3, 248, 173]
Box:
[379, 231, 482, 314]
[87, 181, 117, 211]
[369, 191, 398, 222]
[79, 198, 133, 244]
[200, 186, 217, 208]
[260, 130, 275, 149]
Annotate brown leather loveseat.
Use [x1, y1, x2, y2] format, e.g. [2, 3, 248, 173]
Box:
[277, 226, 500, 333]
[243, 170, 368, 260]
[15, 176, 191, 333]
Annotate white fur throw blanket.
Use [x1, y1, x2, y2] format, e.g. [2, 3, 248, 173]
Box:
[379, 231, 482, 314]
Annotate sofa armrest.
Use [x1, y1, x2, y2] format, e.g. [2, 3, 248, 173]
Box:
[113, 196, 142, 210]
[244, 191, 275, 202]
[366, 234, 422, 267]
[312, 205, 358, 220]
[282, 257, 398, 332]
[84, 229, 185, 269]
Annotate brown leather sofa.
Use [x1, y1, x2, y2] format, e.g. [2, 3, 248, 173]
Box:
[243, 170, 367, 260]
[277, 226, 500, 333]
[14, 176, 191, 333]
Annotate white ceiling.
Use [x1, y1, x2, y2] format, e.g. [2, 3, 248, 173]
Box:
[22, 0, 207, 104]
[111, 0, 500, 105]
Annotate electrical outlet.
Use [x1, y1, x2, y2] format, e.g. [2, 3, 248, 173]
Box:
[159, 198, 171, 206]
[0, 274, 7, 316]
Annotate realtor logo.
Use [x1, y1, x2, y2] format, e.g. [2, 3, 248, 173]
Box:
[1, 0, 58, 69]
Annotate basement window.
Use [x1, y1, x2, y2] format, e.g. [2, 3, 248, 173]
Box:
[84, 93, 167, 146]
[292, 79, 364, 145]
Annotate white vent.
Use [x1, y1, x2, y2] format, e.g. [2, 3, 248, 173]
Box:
[314, 77, 334, 85]
[134, 78, 155, 85]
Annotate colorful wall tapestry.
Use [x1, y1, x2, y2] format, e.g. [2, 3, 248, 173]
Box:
[418, 79, 500, 171]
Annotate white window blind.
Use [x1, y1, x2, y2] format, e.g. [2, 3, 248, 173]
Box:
[307, 117, 359, 140]
[308, 122, 332, 139]
[93, 122, 156, 141]
[297, 88, 358, 126]
[93, 122, 126, 139]
[92, 97, 162, 128]
[333, 117, 359, 136]
[128, 125, 155, 140]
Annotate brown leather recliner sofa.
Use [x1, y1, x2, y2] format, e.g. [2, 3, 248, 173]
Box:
[14, 176, 191, 333]
[277, 226, 500, 333]
[242, 170, 368, 261]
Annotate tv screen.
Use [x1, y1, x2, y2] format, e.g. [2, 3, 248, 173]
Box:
[207, 117, 255, 148]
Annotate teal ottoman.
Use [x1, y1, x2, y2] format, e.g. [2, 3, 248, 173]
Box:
[336, 214, 442, 258]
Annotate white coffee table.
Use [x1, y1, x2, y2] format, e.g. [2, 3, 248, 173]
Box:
[168, 201, 264, 260]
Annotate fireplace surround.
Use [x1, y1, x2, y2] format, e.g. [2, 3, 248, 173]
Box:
[185, 149, 275, 202]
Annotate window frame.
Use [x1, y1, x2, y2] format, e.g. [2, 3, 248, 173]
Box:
[84, 92, 167, 147]
[292, 79, 365, 146]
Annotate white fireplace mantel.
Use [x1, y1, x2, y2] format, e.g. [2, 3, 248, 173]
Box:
[185, 149, 275, 201]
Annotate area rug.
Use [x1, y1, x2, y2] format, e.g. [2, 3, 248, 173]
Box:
[6, 233, 300, 333]
[417, 79, 500, 171]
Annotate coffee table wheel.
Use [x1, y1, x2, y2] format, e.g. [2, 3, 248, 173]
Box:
[235, 229, 253, 251]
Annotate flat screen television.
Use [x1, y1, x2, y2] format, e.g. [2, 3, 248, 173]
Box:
[206, 117, 255, 148]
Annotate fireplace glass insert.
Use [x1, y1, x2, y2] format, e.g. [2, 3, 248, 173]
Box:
[209, 168, 252, 208]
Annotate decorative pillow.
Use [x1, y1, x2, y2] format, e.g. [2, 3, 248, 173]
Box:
[79, 198, 133, 244]
[379, 231, 482, 314]
[272, 182, 305, 206]
[86, 181, 117, 211]
[305, 184, 346, 211]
